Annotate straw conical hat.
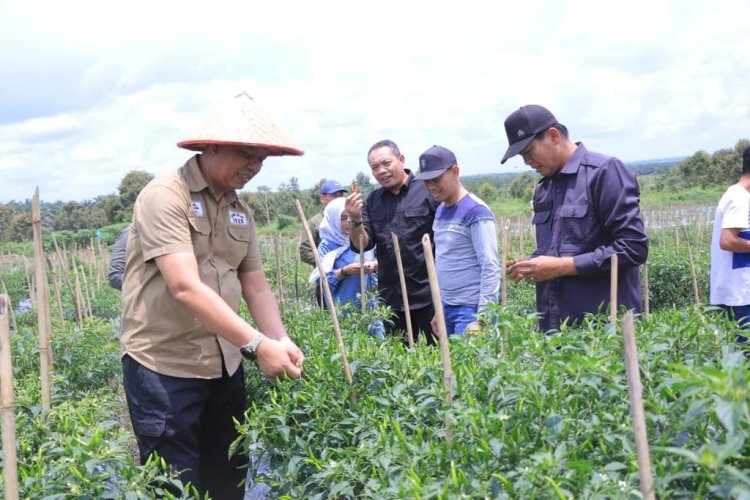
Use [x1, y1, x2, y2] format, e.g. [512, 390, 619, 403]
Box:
[177, 92, 304, 156]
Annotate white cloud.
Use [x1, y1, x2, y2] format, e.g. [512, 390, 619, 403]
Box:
[1, 0, 749, 202]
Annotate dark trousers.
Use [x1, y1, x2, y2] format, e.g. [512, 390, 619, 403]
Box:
[386, 304, 437, 345]
[122, 355, 248, 499]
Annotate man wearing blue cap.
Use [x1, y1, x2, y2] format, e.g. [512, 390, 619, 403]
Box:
[415, 145, 500, 335]
[299, 179, 348, 266]
[502, 105, 648, 332]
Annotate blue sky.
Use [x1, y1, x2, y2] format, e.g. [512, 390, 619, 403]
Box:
[1, 0, 748, 203]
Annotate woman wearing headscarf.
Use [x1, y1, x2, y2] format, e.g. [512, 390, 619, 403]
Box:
[310, 198, 384, 338]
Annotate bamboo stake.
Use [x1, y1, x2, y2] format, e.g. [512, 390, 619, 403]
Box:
[1, 280, 18, 334]
[391, 232, 415, 349]
[610, 253, 619, 326]
[32, 188, 52, 412]
[421, 234, 454, 444]
[295, 200, 355, 400]
[682, 225, 700, 306]
[80, 264, 94, 319]
[22, 255, 33, 307]
[359, 233, 366, 314]
[642, 262, 650, 321]
[518, 215, 524, 257]
[51, 233, 80, 324]
[272, 234, 285, 317]
[621, 311, 655, 500]
[500, 219, 510, 306]
[46, 256, 65, 329]
[73, 265, 84, 325]
[0, 294, 20, 500]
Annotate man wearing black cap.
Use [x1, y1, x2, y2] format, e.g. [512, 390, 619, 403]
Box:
[299, 179, 348, 266]
[415, 145, 500, 335]
[501, 105, 648, 332]
[345, 139, 438, 344]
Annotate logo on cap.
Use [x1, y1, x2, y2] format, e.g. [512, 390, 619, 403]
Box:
[517, 130, 526, 137]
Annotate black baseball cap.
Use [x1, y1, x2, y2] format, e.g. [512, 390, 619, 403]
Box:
[500, 104, 558, 164]
[414, 145, 458, 181]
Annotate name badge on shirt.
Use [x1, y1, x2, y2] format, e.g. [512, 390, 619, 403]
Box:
[192, 201, 204, 217]
[229, 210, 249, 226]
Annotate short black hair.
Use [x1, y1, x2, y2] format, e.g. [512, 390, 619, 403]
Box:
[743, 145, 750, 175]
[368, 139, 401, 158]
[534, 123, 569, 140]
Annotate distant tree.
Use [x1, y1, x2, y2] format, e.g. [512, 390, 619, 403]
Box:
[8, 211, 32, 242]
[353, 172, 375, 196]
[675, 150, 711, 189]
[54, 201, 90, 231]
[508, 172, 537, 199]
[92, 194, 124, 225]
[118, 170, 154, 212]
[475, 182, 497, 203]
[0, 204, 19, 243]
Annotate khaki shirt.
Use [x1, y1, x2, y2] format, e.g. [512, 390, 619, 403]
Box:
[120, 156, 262, 378]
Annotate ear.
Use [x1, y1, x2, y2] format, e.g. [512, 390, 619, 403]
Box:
[547, 127, 562, 144]
[452, 164, 460, 177]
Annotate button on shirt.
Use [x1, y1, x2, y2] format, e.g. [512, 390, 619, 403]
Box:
[120, 156, 262, 379]
[532, 144, 648, 331]
[355, 170, 437, 310]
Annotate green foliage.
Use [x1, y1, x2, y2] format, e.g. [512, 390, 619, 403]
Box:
[237, 306, 749, 498]
[277, 213, 298, 231]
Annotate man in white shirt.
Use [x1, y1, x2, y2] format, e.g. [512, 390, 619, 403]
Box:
[710, 145, 750, 354]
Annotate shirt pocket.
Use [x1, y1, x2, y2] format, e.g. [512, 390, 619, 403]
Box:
[188, 214, 212, 258]
[404, 206, 432, 233]
[227, 224, 251, 268]
[558, 204, 595, 250]
[532, 209, 553, 250]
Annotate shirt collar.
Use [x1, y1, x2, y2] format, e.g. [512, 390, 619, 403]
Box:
[180, 154, 239, 205]
[559, 142, 587, 175]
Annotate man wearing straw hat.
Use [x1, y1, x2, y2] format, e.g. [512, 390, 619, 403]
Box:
[119, 93, 305, 498]
[415, 145, 500, 336]
[501, 104, 648, 332]
[345, 139, 438, 344]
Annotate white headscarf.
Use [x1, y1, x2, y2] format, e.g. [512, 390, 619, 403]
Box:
[309, 197, 375, 283]
[318, 198, 350, 249]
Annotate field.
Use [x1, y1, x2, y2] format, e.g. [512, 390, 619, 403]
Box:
[0, 197, 749, 499]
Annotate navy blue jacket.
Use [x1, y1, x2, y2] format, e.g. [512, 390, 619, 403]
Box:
[532, 144, 648, 331]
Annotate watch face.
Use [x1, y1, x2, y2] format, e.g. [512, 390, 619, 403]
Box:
[240, 346, 256, 361]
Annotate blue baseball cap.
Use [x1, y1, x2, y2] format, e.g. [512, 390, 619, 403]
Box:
[414, 145, 458, 181]
[319, 180, 348, 195]
[501, 104, 558, 164]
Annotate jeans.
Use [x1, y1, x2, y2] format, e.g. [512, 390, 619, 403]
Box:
[443, 304, 479, 336]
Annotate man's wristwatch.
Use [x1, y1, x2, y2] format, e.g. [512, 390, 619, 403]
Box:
[240, 332, 266, 361]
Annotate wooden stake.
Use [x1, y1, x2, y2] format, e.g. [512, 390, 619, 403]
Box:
[80, 265, 94, 319]
[1, 280, 18, 334]
[46, 257, 66, 329]
[73, 265, 84, 325]
[359, 233, 366, 315]
[272, 234, 285, 317]
[295, 200, 355, 400]
[501, 219, 510, 306]
[610, 253, 619, 326]
[421, 234, 454, 444]
[621, 311, 655, 500]
[32, 188, 52, 412]
[0, 294, 20, 500]
[683, 225, 700, 306]
[642, 263, 650, 322]
[51, 233, 80, 323]
[391, 232, 415, 349]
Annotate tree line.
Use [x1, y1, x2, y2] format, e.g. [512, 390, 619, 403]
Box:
[1, 139, 747, 245]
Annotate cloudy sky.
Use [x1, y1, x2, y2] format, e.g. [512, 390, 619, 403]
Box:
[1, 0, 748, 203]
